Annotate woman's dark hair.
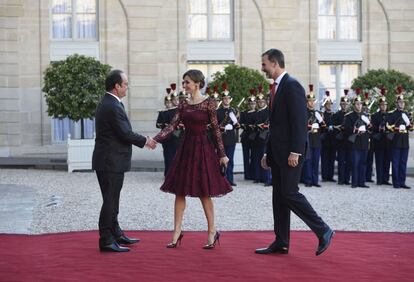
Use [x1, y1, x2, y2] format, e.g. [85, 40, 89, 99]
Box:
[105, 69, 124, 91]
[262, 49, 285, 68]
[183, 69, 205, 89]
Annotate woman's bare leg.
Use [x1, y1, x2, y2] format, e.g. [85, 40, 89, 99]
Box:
[200, 196, 216, 244]
[171, 195, 186, 243]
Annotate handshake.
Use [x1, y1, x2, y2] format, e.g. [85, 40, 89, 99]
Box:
[145, 136, 158, 150]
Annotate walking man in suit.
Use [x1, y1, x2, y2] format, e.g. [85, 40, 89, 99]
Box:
[92, 69, 156, 252]
[255, 49, 334, 256]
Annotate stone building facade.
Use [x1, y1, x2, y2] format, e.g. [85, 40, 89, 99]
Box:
[0, 0, 413, 161]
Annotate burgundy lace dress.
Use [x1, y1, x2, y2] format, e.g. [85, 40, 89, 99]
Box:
[154, 97, 233, 197]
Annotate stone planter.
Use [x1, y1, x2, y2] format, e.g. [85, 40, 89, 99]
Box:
[67, 134, 95, 172]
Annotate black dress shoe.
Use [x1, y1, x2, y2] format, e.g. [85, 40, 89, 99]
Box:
[359, 185, 369, 188]
[337, 182, 344, 185]
[401, 185, 411, 189]
[366, 179, 374, 183]
[313, 184, 321, 187]
[316, 229, 334, 256]
[116, 235, 140, 245]
[344, 182, 350, 185]
[229, 182, 237, 186]
[328, 179, 336, 182]
[100, 242, 130, 252]
[351, 185, 357, 188]
[393, 186, 401, 189]
[255, 245, 288, 255]
[383, 182, 392, 186]
[305, 184, 312, 187]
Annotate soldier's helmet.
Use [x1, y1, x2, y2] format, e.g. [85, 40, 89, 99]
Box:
[247, 88, 257, 102]
[340, 89, 349, 103]
[396, 86, 405, 101]
[256, 85, 266, 100]
[378, 88, 387, 104]
[170, 83, 178, 98]
[212, 85, 220, 101]
[221, 82, 231, 99]
[164, 87, 172, 102]
[363, 92, 370, 107]
[323, 90, 332, 105]
[306, 84, 315, 101]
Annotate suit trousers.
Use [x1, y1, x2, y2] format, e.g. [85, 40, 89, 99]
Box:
[270, 154, 328, 247]
[96, 171, 125, 245]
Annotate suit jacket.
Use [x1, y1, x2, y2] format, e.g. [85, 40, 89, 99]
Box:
[266, 73, 307, 165]
[92, 94, 147, 172]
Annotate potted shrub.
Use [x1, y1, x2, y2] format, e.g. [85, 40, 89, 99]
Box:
[351, 69, 414, 113]
[43, 54, 111, 172]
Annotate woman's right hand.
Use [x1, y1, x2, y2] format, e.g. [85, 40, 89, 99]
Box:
[220, 156, 229, 167]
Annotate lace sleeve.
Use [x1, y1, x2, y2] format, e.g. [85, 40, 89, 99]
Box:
[154, 102, 182, 143]
[208, 98, 226, 158]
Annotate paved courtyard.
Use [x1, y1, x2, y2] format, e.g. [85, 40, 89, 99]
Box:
[0, 168, 413, 234]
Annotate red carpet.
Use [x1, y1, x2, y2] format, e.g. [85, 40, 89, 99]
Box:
[0, 231, 413, 282]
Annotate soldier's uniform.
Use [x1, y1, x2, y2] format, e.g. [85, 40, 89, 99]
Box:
[334, 90, 351, 185]
[363, 93, 374, 183]
[240, 90, 258, 180]
[156, 87, 181, 176]
[371, 92, 391, 185]
[386, 89, 412, 189]
[321, 91, 336, 182]
[252, 88, 271, 186]
[344, 95, 370, 188]
[216, 83, 238, 186]
[302, 86, 324, 187]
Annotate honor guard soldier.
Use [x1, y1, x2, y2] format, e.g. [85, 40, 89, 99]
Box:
[321, 91, 336, 182]
[216, 83, 239, 186]
[386, 87, 412, 189]
[344, 95, 371, 188]
[371, 89, 392, 185]
[253, 86, 271, 186]
[240, 89, 258, 180]
[302, 84, 325, 187]
[156, 87, 181, 176]
[333, 89, 351, 185]
[363, 92, 374, 183]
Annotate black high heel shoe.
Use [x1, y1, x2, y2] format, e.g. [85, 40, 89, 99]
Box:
[203, 231, 220, 249]
[166, 232, 184, 248]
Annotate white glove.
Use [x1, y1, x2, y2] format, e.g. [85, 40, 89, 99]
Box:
[399, 124, 407, 131]
[361, 115, 370, 125]
[224, 124, 233, 130]
[312, 123, 320, 129]
[358, 125, 366, 133]
[402, 113, 410, 126]
[229, 112, 238, 124]
[328, 125, 333, 131]
[315, 112, 323, 123]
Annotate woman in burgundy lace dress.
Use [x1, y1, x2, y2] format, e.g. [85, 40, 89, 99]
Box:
[153, 69, 232, 249]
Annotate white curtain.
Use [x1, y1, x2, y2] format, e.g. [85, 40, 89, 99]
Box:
[51, 0, 96, 40]
[53, 118, 95, 142]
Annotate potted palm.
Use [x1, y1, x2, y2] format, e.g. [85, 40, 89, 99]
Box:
[43, 54, 111, 172]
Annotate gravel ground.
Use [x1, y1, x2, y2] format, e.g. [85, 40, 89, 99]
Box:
[1, 168, 413, 234]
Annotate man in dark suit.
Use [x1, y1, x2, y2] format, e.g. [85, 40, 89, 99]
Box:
[92, 69, 156, 252]
[255, 49, 334, 256]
